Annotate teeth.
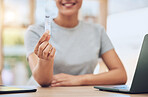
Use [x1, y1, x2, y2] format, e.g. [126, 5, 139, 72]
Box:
[64, 4, 73, 7]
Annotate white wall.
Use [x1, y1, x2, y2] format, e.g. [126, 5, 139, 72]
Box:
[107, 7, 148, 85]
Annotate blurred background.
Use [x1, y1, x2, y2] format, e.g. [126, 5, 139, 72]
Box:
[0, 0, 148, 86]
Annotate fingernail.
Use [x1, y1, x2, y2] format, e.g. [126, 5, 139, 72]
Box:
[46, 30, 50, 34]
[47, 35, 50, 39]
[45, 30, 48, 34]
[52, 81, 56, 83]
[51, 84, 55, 87]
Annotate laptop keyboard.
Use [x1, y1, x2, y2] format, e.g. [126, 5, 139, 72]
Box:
[113, 86, 128, 89]
[112, 85, 130, 91]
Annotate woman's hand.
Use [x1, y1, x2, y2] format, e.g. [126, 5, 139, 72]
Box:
[51, 73, 83, 87]
[34, 31, 56, 61]
[31, 31, 56, 87]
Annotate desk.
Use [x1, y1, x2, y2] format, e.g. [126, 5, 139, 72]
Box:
[1, 86, 148, 97]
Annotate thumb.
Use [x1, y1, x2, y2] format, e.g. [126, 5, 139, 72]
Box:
[45, 31, 50, 41]
[47, 30, 50, 35]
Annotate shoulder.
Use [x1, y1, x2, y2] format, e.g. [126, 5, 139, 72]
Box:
[24, 23, 45, 44]
[26, 23, 45, 37]
[81, 21, 105, 33]
[80, 21, 106, 39]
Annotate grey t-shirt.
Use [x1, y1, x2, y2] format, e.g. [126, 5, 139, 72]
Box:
[24, 20, 114, 75]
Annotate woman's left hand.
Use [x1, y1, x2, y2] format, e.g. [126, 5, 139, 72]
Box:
[51, 73, 83, 87]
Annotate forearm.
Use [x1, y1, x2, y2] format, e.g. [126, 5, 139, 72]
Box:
[80, 69, 127, 86]
[33, 59, 53, 87]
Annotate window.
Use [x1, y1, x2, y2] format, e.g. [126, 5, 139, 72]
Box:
[2, 0, 30, 85]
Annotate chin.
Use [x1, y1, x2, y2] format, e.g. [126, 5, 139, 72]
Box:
[60, 11, 78, 16]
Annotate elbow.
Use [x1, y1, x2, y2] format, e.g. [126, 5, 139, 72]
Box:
[120, 76, 127, 85]
[39, 81, 51, 87]
[123, 73, 127, 84]
[32, 72, 52, 87]
[35, 77, 52, 87]
[119, 69, 127, 84]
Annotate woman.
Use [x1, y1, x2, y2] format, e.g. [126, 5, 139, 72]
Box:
[25, 0, 127, 87]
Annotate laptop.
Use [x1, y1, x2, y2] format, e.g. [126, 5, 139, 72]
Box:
[94, 34, 148, 94]
[0, 85, 37, 94]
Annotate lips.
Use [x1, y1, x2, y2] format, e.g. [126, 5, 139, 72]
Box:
[61, 2, 76, 7]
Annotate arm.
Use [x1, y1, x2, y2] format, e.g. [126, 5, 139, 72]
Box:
[81, 49, 127, 85]
[51, 49, 127, 86]
[28, 32, 56, 87]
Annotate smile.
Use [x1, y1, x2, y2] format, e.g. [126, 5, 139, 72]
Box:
[61, 2, 76, 7]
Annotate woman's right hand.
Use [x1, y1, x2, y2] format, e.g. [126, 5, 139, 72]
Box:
[30, 31, 55, 87]
[34, 31, 56, 61]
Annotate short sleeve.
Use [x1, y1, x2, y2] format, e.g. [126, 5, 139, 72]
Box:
[24, 25, 40, 58]
[99, 27, 114, 57]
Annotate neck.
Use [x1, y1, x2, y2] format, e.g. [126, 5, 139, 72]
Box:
[54, 13, 79, 28]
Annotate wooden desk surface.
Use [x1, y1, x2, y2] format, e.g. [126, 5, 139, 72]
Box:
[1, 86, 148, 97]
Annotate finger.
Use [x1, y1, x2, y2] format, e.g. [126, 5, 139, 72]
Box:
[51, 78, 67, 84]
[34, 32, 50, 54]
[43, 44, 52, 59]
[51, 82, 62, 87]
[51, 83, 61, 87]
[51, 83, 57, 87]
[52, 75, 59, 80]
[51, 80, 59, 84]
[47, 48, 55, 59]
[49, 47, 56, 57]
[52, 73, 64, 80]
[39, 31, 50, 43]
[51, 81, 69, 87]
[45, 31, 50, 41]
[47, 44, 53, 57]
[47, 30, 50, 36]
[52, 73, 68, 80]
[37, 41, 49, 58]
